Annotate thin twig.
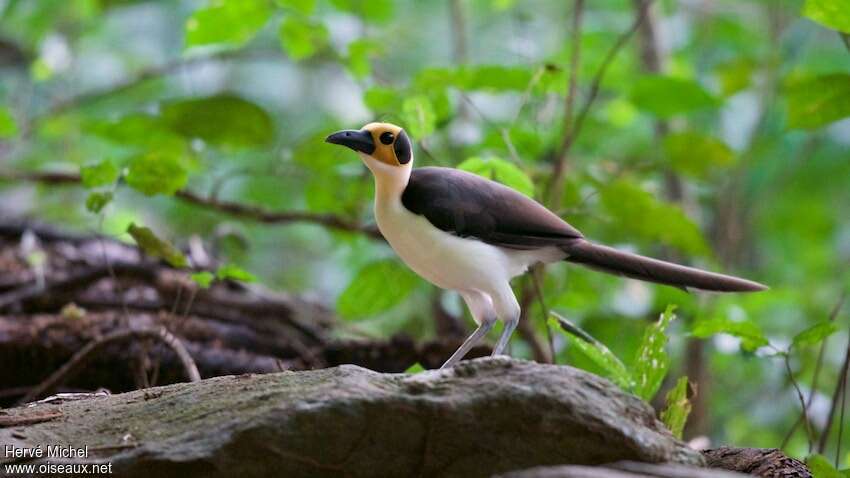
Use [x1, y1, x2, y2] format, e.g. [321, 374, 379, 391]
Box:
[781, 292, 847, 449]
[530, 265, 555, 363]
[837, 362, 847, 467]
[0, 170, 382, 239]
[515, 278, 551, 363]
[19, 327, 200, 405]
[783, 353, 814, 453]
[548, 0, 584, 207]
[0, 411, 63, 428]
[548, 0, 652, 206]
[818, 328, 850, 453]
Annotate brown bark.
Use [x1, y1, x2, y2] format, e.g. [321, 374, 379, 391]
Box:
[702, 447, 812, 478]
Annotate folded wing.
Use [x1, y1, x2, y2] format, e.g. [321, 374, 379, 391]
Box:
[401, 167, 583, 250]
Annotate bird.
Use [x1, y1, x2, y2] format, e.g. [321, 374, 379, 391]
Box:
[326, 122, 767, 369]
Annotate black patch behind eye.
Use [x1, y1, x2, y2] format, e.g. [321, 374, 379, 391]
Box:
[394, 129, 411, 164]
[379, 131, 394, 145]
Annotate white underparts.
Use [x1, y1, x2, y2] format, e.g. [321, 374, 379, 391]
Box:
[362, 153, 566, 325]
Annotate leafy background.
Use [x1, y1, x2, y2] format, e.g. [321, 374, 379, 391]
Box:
[1, 0, 850, 470]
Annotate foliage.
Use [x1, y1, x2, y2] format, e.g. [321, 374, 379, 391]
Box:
[185, 0, 272, 49]
[663, 132, 734, 179]
[806, 454, 845, 478]
[661, 376, 692, 440]
[629, 75, 718, 118]
[125, 152, 189, 196]
[786, 74, 850, 130]
[457, 157, 535, 197]
[336, 259, 420, 320]
[550, 312, 632, 390]
[161, 95, 274, 148]
[404, 363, 425, 374]
[598, 180, 709, 256]
[691, 316, 770, 353]
[803, 0, 850, 34]
[0, 106, 17, 138]
[792, 322, 839, 349]
[127, 223, 188, 268]
[632, 305, 677, 401]
[552, 306, 678, 401]
[191, 271, 215, 289]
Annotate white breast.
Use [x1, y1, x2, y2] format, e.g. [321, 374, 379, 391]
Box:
[374, 197, 563, 293]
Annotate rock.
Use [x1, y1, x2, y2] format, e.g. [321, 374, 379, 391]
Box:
[0, 357, 703, 477]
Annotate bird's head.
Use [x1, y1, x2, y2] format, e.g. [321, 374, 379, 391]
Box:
[325, 122, 412, 179]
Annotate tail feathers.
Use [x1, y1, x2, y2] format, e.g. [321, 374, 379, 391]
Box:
[562, 239, 767, 292]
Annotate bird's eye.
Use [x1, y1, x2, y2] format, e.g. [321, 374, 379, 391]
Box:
[379, 132, 394, 145]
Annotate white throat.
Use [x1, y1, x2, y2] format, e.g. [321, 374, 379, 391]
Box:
[358, 153, 412, 201]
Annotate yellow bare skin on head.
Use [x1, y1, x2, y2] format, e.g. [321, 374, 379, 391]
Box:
[362, 122, 405, 166]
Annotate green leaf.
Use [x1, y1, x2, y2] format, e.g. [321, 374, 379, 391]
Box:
[191, 271, 215, 289]
[550, 312, 633, 390]
[803, 0, 850, 34]
[86, 113, 187, 151]
[305, 172, 370, 214]
[216, 264, 257, 283]
[162, 95, 273, 148]
[660, 376, 692, 439]
[185, 0, 272, 49]
[664, 132, 734, 178]
[345, 39, 379, 79]
[598, 180, 709, 256]
[401, 95, 436, 138]
[786, 74, 850, 130]
[404, 363, 425, 374]
[455, 65, 534, 92]
[127, 223, 188, 268]
[275, 0, 316, 14]
[632, 305, 677, 401]
[715, 58, 755, 96]
[330, 0, 394, 23]
[279, 17, 328, 61]
[457, 156, 535, 197]
[80, 160, 119, 188]
[85, 191, 113, 214]
[125, 152, 188, 196]
[364, 87, 403, 113]
[0, 106, 17, 138]
[691, 316, 769, 352]
[337, 259, 419, 320]
[792, 321, 839, 349]
[630, 75, 719, 118]
[413, 65, 534, 93]
[807, 454, 843, 478]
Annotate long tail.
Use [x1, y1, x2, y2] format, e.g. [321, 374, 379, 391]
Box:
[561, 239, 767, 292]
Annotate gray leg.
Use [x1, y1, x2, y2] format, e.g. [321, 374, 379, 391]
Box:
[491, 314, 518, 357]
[440, 318, 495, 369]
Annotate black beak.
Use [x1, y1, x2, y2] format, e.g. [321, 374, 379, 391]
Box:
[325, 129, 375, 155]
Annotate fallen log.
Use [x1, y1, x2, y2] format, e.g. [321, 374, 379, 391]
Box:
[702, 447, 812, 477]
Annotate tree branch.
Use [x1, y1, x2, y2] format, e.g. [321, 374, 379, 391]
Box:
[0, 170, 382, 239]
[33, 50, 279, 122]
[547, 0, 652, 206]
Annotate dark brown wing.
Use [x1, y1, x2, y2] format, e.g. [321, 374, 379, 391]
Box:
[401, 167, 583, 250]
